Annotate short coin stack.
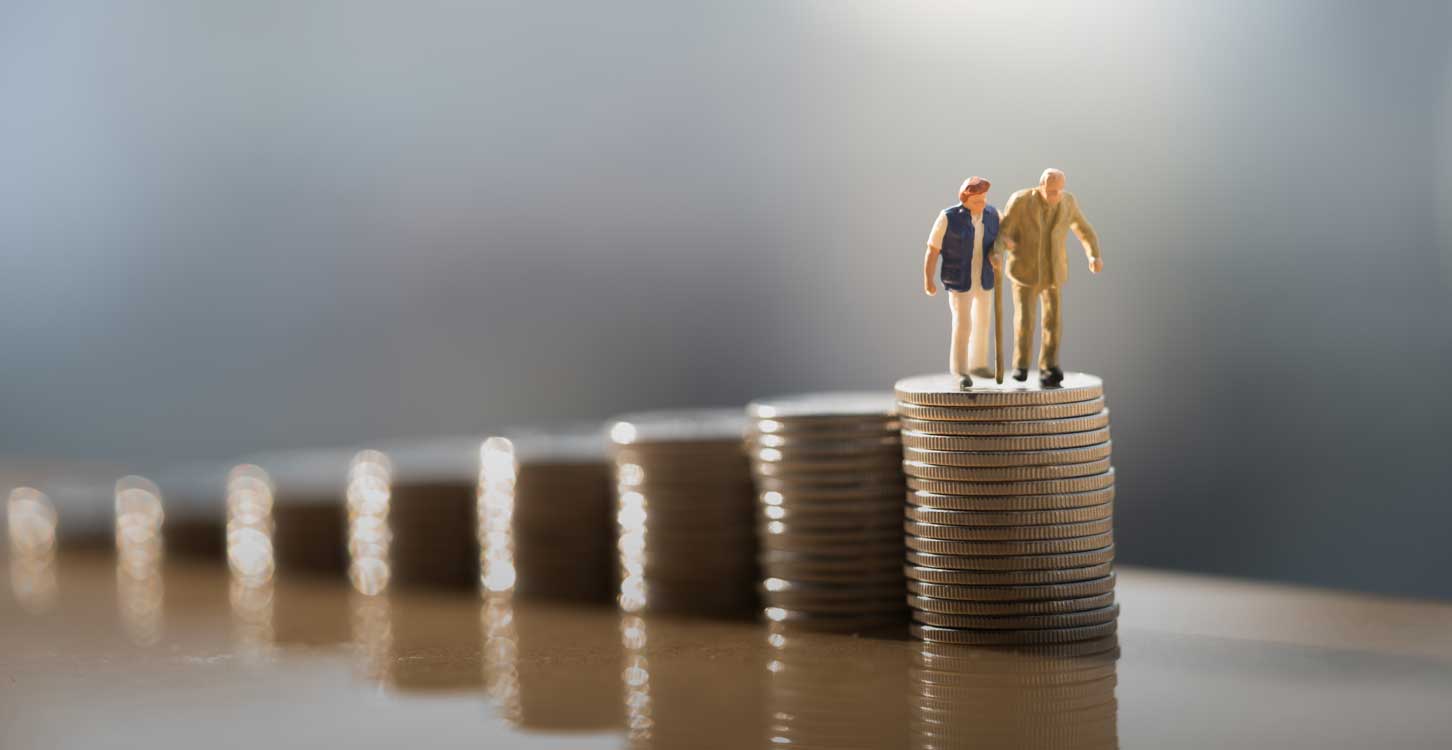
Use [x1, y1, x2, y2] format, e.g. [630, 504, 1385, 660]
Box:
[893, 373, 1118, 645]
[745, 392, 907, 630]
[609, 409, 757, 617]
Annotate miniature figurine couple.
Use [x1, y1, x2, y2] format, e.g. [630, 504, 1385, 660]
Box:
[923, 169, 1102, 388]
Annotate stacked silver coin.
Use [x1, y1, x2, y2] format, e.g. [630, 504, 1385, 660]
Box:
[894, 373, 1119, 645]
[910, 637, 1120, 749]
[745, 392, 907, 630]
[608, 409, 757, 616]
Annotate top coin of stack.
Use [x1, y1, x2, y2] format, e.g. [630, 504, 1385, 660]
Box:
[608, 409, 757, 617]
[893, 373, 1119, 646]
[745, 392, 907, 630]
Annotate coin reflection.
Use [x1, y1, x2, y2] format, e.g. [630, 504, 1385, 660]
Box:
[350, 591, 393, 683]
[909, 638, 1120, 749]
[763, 622, 910, 749]
[114, 476, 165, 646]
[481, 592, 623, 731]
[7, 487, 59, 614]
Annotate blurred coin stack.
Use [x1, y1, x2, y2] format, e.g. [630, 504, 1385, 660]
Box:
[745, 393, 907, 630]
[894, 373, 1118, 646]
[379, 437, 482, 590]
[609, 409, 756, 616]
[910, 638, 1120, 749]
[479, 429, 615, 602]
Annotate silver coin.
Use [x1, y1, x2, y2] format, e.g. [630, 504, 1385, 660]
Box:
[903, 442, 1112, 468]
[913, 603, 1119, 630]
[904, 518, 1114, 542]
[901, 428, 1111, 452]
[908, 574, 1116, 601]
[908, 591, 1115, 616]
[908, 487, 1115, 512]
[747, 391, 897, 419]
[902, 458, 1112, 482]
[895, 398, 1106, 422]
[907, 546, 1116, 571]
[905, 563, 1114, 586]
[898, 410, 1109, 436]
[748, 433, 900, 454]
[911, 620, 1118, 645]
[895, 373, 1104, 407]
[906, 532, 1113, 557]
[607, 408, 747, 446]
[907, 470, 1115, 497]
[906, 503, 1112, 527]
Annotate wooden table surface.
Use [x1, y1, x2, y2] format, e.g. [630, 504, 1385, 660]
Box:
[2, 552, 1449, 749]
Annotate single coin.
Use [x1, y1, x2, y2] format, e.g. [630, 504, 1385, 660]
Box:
[761, 533, 903, 553]
[607, 408, 747, 445]
[903, 442, 1112, 468]
[760, 577, 906, 597]
[760, 560, 905, 584]
[912, 620, 1118, 645]
[904, 518, 1113, 542]
[752, 456, 903, 476]
[902, 428, 1110, 453]
[762, 593, 907, 613]
[748, 436, 900, 457]
[909, 592, 1114, 616]
[905, 563, 1114, 586]
[907, 546, 1116, 571]
[895, 373, 1104, 407]
[906, 532, 1113, 556]
[760, 518, 902, 537]
[906, 503, 1112, 527]
[759, 501, 903, 522]
[907, 470, 1115, 497]
[908, 487, 1114, 512]
[747, 391, 898, 420]
[903, 458, 1111, 482]
[907, 574, 1116, 601]
[895, 397, 1106, 422]
[913, 603, 1119, 630]
[899, 410, 1109, 436]
[762, 607, 908, 630]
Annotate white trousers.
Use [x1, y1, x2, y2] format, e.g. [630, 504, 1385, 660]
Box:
[948, 288, 992, 376]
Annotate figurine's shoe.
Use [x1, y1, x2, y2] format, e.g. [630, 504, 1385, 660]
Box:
[1040, 367, 1065, 387]
[957, 374, 973, 390]
[1012, 368, 1029, 382]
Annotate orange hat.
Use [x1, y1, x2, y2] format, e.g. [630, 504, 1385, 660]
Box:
[962, 176, 990, 195]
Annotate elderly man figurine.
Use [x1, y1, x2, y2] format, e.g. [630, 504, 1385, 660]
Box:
[992, 168, 1103, 387]
[923, 176, 1000, 389]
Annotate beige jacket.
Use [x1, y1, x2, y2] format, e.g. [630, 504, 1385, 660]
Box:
[994, 188, 1100, 288]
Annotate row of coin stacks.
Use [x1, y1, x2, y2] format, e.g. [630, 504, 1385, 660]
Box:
[744, 393, 908, 629]
[894, 373, 1119, 645]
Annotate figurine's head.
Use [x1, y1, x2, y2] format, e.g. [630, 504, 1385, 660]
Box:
[958, 176, 990, 212]
[1038, 168, 1066, 206]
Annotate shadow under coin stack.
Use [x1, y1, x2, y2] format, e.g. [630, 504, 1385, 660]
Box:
[745, 393, 907, 630]
[893, 373, 1118, 646]
[609, 410, 757, 617]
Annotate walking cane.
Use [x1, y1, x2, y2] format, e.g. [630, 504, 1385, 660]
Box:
[993, 277, 1005, 384]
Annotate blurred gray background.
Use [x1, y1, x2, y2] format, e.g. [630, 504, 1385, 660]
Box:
[2, 0, 1450, 598]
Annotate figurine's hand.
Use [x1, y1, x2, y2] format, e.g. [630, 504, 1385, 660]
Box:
[1089, 257, 1104, 274]
[924, 278, 937, 296]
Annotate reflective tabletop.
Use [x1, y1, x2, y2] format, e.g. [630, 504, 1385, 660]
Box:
[2, 553, 1450, 749]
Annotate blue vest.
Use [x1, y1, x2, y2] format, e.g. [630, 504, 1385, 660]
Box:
[939, 204, 998, 292]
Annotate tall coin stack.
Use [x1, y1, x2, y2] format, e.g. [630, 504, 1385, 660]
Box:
[893, 373, 1118, 645]
[608, 409, 757, 617]
[745, 393, 907, 630]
